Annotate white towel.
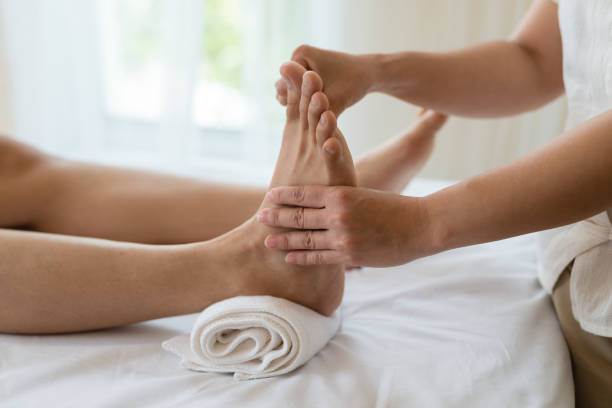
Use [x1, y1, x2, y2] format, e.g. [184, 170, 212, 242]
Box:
[162, 296, 341, 380]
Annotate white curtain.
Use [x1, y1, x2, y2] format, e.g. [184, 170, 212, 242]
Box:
[0, 0, 341, 183]
[0, 0, 566, 182]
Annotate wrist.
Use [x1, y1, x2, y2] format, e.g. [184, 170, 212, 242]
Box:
[420, 191, 454, 255]
[364, 52, 387, 94]
[394, 194, 448, 262]
[367, 51, 423, 100]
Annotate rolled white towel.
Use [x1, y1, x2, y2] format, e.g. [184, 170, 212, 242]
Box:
[162, 296, 341, 380]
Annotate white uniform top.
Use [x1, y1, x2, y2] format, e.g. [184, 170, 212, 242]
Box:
[539, 0, 612, 336]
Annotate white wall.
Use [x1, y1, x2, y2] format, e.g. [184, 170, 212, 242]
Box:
[0, 6, 12, 135]
[336, 0, 567, 180]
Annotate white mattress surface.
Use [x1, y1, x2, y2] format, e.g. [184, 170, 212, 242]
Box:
[0, 179, 573, 407]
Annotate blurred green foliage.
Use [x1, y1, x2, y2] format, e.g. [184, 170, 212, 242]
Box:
[201, 0, 244, 89]
[116, 0, 244, 89]
[117, 0, 162, 70]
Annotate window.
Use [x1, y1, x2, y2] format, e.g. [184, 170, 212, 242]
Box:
[97, 0, 308, 166]
[2, 0, 340, 181]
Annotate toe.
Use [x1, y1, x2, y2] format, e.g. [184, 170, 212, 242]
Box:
[280, 62, 307, 119]
[413, 110, 448, 135]
[308, 92, 329, 136]
[299, 71, 323, 127]
[322, 137, 354, 186]
[316, 110, 336, 147]
[275, 79, 288, 106]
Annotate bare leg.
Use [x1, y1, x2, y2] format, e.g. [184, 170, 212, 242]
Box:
[0, 109, 445, 244]
[0, 136, 264, 243]
[356, 109, 447, 192]
[0, 63, 356, 333]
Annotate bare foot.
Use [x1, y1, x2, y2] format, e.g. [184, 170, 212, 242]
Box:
[200, 62, 356, 316]
[355, 109, 447, 194]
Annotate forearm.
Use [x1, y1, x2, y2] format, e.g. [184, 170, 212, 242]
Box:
[366, 0, 562, 118]
[368, 40, 562, 118]
[0, 229, 207, 333]
[426, 110, 612, 252]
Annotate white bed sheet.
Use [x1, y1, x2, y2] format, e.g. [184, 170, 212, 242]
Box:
[0, 179, 573, 408]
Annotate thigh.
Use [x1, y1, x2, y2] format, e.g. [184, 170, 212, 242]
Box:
[552, 266, 612, 408]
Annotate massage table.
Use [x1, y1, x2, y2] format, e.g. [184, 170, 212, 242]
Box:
[0, 178, 573, 407]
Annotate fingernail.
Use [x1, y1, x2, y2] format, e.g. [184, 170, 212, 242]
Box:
[265, 236, 276, 248]
[267, 191, 276, 201]
[257, 210, 268, 223]
[286, 253, 296, 264]
[320, 115, 327, 126]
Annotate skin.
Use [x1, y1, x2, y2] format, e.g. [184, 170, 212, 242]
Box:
[0, 63, 361, 333]
[277, 0, 563, 118]
[0, 76, 445, 334]
[263, 0, 612, 266]
[0, 112, 444, 245]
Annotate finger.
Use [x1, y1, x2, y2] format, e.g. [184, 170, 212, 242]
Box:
[345, 265, 362, 272]
[264, 230, 332, 251]
[257, 207, 327, 229]
[285, 250, 346, 265]
[267, 185, 328, 208]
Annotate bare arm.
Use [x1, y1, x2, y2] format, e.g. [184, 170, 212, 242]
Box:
[281, 0, 563, 117]
[258, 109, 612, 266]
[427, 110, 612, 251]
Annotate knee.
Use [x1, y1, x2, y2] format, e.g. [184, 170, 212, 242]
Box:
[0, 135, 48, 178]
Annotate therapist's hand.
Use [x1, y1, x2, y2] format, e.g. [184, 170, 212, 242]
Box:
[257, 186, 439, 267]
[275, 45, 376, 116]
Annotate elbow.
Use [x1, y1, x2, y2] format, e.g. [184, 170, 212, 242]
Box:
[511, 40, 565, 103]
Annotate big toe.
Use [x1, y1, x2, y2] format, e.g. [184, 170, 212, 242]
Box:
[280, 62, 308, 119]
[323, 137, 355, 186]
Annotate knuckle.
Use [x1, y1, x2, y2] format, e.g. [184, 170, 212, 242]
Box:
[331, 187, 351, 204]
[270, 209, 281, 225]
[311, 252, 325, 265]
[292, 207, 305, 228]
[281, 234, 290, 249]
[303, 230, 315, 250]
[293, 252, 306, 265]
[291, 186, 306, 204]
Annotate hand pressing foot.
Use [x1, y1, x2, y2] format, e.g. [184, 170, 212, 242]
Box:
[201, 62, 356, 316]
[355, 109, 447, 194]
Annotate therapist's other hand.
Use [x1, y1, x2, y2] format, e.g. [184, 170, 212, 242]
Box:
[257, 186, 437, 267]
[275, 45, 375, 116]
